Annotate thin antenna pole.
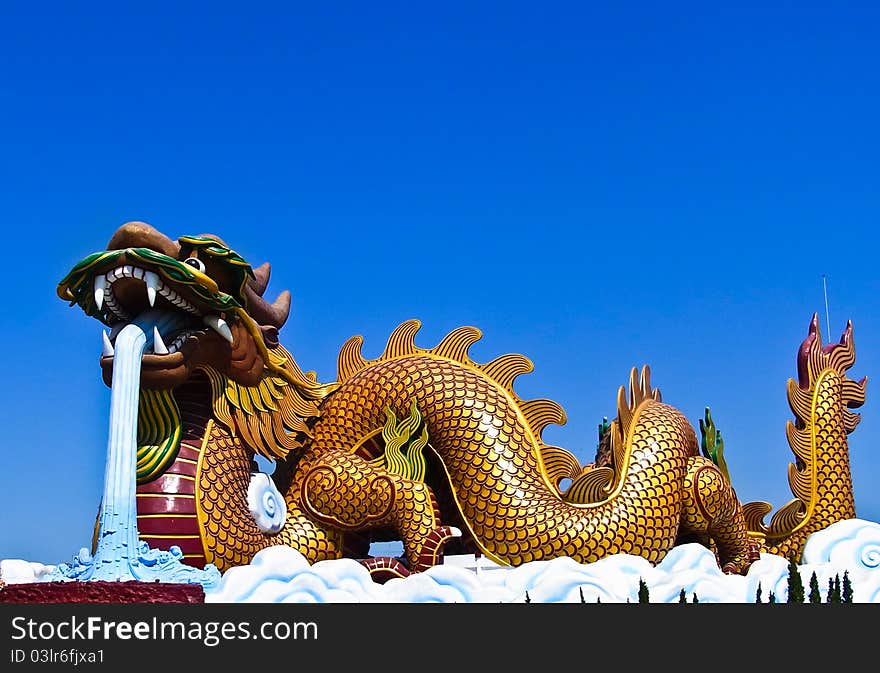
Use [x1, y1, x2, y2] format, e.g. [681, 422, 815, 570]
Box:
[822, 274, 831, 339]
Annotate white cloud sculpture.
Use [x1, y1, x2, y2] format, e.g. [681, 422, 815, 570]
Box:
[204, 518, 880, 603]
[0, 560, 56, 585]
[5, 518, 878, 603]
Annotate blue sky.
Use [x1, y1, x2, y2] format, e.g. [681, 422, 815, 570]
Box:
[1, 3, 878, 564]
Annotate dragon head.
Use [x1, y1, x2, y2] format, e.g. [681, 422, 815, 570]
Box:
[58, 221, 313, 393]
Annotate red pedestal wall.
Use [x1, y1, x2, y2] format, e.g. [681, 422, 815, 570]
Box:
[0, 581, 205, 603]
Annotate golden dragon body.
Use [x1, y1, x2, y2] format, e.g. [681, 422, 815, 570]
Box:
[58, 222, 867, 579]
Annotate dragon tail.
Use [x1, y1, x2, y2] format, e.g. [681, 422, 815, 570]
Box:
[742, 313, 867, 560]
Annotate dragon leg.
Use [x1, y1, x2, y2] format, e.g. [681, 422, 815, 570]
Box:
[270, 504, 349, 565]
[295, 448, 458, 572]
[680, 456, 760, 574]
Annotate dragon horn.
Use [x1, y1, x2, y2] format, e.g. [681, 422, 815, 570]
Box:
[243, 261, 291, 328]
[245, 286, 291, 328]
[250, 262, 271, 296]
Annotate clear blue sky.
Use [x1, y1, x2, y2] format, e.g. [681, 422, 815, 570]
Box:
[1, 3, 878, 564]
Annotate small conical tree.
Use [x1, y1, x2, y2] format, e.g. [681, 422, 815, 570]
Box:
[833, 574, 842, 603]
[525, 591, 531, 603]
[692, 593, 699, 603]
[755, 582, 763, 604]
[842, 571, 853, 603]
[579, 586, 585, 603]
[827, 577, 835, 604]
[679, 588, 687, 604]
[808, 572, 821, 603]
[768, 591, 777, 603]
[638, 578, 650, 603]
[786, 554, 805, 603]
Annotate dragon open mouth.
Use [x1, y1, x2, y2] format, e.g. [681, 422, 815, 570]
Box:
[57, 225, 258, 389]
[58, 220, 329, 401]
[95, 262, 233, 359]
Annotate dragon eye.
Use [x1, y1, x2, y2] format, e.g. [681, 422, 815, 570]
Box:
[184, 257, 206, 273]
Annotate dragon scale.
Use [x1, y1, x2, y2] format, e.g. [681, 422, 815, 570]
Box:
[743, 317, 866, 559]
[306, 350, 696, 566]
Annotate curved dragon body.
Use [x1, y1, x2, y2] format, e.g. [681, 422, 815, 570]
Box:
[57, 222, 866, 579]
[306, 335, 696, 567]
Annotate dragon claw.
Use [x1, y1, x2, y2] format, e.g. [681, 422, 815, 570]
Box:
[721, 539, 762, 575]
[412, 525, 462, 573]
[359, 556, 412, 584]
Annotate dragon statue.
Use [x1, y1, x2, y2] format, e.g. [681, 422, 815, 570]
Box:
[56, 221, 867, 581]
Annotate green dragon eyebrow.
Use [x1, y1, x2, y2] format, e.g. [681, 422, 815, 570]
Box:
[178, 235, 255, 279]
[178, 235, 255, 305]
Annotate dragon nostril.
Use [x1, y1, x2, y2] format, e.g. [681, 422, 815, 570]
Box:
[105, 221, 181, 257]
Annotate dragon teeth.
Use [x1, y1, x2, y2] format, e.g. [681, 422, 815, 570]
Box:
[167, 331, 192, 355]
[103, 292, 129, 321]
[152, 326, 169, 355]
[144, 271, 159, 307]
[96, 265, 202, 317]
[101, 330, 114, 357]
[94, 276, 107, 311]
[158, 284, 199, 315]
[203, 315, 233, 343]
